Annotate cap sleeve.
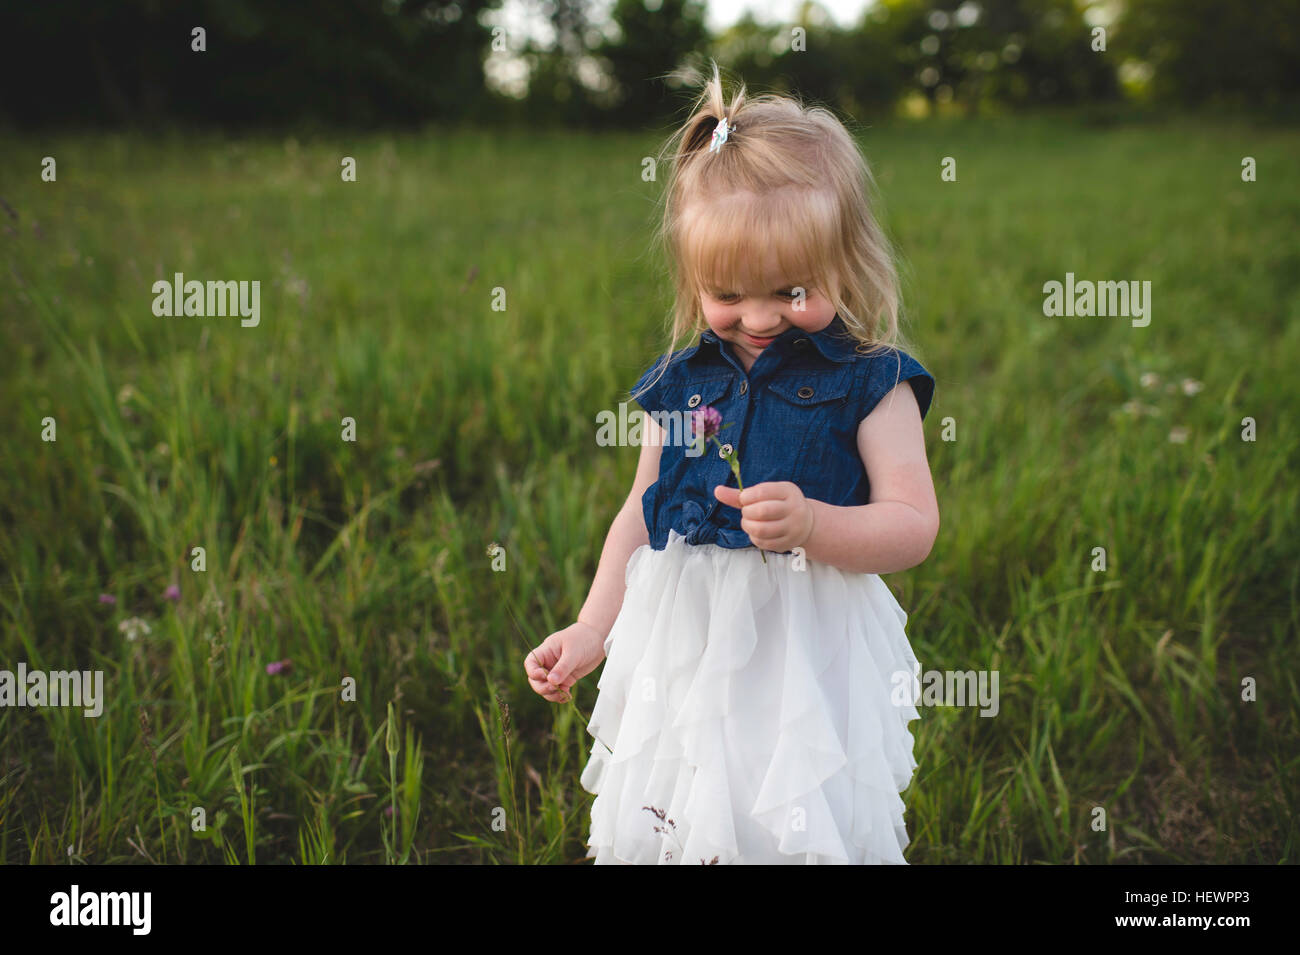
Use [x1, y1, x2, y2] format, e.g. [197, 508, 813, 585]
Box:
[858, 348, 935, 421]
[628, 356, 674, 416]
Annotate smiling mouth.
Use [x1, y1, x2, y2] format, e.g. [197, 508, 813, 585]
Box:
[743, 332, 778, 347]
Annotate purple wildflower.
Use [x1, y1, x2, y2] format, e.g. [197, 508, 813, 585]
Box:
[688, 405, 766, 563]
[164, 584, 181, 602]
[265, 658, 293, 675]
[98, 594, 117, 605]
[690, 405, 723, 442]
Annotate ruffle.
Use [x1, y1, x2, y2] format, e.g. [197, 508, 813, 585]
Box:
[579, 528, 921, 864]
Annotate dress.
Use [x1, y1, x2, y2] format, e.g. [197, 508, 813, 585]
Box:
[579, 528, 922, 864]
[578, 314, 934, 865]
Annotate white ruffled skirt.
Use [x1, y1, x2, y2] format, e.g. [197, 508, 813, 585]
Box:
[579, 527, 922, 865]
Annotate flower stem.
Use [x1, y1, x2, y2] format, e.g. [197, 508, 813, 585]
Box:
[709, 437, 768, 564]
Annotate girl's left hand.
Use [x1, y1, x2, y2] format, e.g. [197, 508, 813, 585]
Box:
[714, 481, 814, 554]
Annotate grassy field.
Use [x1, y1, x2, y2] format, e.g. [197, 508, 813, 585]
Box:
[1, 114, 1297, 864]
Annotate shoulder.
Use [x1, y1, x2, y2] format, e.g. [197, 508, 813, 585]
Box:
[629, 345, 720, 413]
[845, 345, 935, 421]
[630, 335, 727, 398]
[630, 349, 686, 397]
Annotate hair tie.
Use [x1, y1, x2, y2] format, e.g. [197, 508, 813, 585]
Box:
[709, 115, 733, 153]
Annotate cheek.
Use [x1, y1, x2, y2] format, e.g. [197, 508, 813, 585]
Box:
[796, 301, 836, 331]
[700, 302, 730, 331]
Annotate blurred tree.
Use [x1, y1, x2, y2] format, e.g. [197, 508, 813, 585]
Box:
[887, 0, 1120, 114]
[709, 3, 905, 122]
[595, 0, 709, 125]
[0, 0, 496, 128]
[510, 0, 601, 128]
[1114, 0, 1300, 108]
[2, 0, 1294, 128]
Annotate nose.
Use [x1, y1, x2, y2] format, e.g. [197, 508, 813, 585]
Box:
[743, 318, 784, 337]
[740, 307, 785, 338]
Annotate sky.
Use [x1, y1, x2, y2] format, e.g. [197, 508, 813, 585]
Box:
[482, 0, 878, 96]
[486, 0, 877, 47]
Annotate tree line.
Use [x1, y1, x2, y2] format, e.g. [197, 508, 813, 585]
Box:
[2, 0, 1296, 129]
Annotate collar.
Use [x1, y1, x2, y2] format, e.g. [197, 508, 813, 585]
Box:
[683, 313, 862, 366]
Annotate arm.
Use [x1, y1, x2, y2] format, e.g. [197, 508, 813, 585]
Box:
[526, 415, 663, 703]
[575, 416, 663, 642]
[798, 380, 939, 575]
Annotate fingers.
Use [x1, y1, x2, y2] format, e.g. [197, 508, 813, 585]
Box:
[737, 498, 788, 521]
[716, 482, 806, 550]
[717, 481, 798, 508]
[527, 668, 575, 702]
[522, 621, 602, 705]
[546, 656, 568, 683]
[742, 481, 799, 505]
[740, 505, 805, 549]
[525, 649, 577, 704]
[547, 633, 597, 688]
[529, 675, 574, 703]
[523, 649, 552, 682]
[740, 520, 776, 543]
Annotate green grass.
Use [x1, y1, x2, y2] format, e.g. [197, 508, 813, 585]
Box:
[1, 114, 1297, 864]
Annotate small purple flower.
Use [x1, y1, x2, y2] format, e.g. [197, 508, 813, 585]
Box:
[265, 658, 293, 675]
[164, 584, 181, 602]
[98, 594, 117, 605]
[687, 405, 766, 563]
[690, 406, 723, 442]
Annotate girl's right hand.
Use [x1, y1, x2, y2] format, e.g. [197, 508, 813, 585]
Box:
[524, 621, 607, 704]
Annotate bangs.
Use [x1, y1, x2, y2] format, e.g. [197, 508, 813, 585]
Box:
[678, 188, 838, 298]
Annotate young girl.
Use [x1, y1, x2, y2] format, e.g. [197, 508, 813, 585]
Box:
[524, 63, 938, 865]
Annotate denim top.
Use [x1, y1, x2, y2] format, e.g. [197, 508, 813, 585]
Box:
[629, 314, 935, 553]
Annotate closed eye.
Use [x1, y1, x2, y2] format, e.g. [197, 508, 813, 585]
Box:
[713, 289, 802, 303]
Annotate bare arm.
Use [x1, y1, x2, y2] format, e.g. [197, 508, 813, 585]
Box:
[798, 381, 939, 575]
[525, 416, 664, 703]
[575, 417, 663, 641]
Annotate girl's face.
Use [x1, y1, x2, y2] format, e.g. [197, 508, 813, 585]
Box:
[698, 253, 837, 372]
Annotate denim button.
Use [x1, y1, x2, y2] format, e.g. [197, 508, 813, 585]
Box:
[739, 380, 748, 395]
[797, 386, 814, 398]
[687, 393, 701, 408]
[794, 338, 809, 348]
[718, 442, 733, 458]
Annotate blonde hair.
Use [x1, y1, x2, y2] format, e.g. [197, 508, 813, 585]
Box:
[633, 60, 910, 404]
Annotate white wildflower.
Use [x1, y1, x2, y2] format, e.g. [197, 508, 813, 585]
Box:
[118, 616, 152, 641]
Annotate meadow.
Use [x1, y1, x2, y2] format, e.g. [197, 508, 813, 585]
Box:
[1, 114, 1296, 863]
